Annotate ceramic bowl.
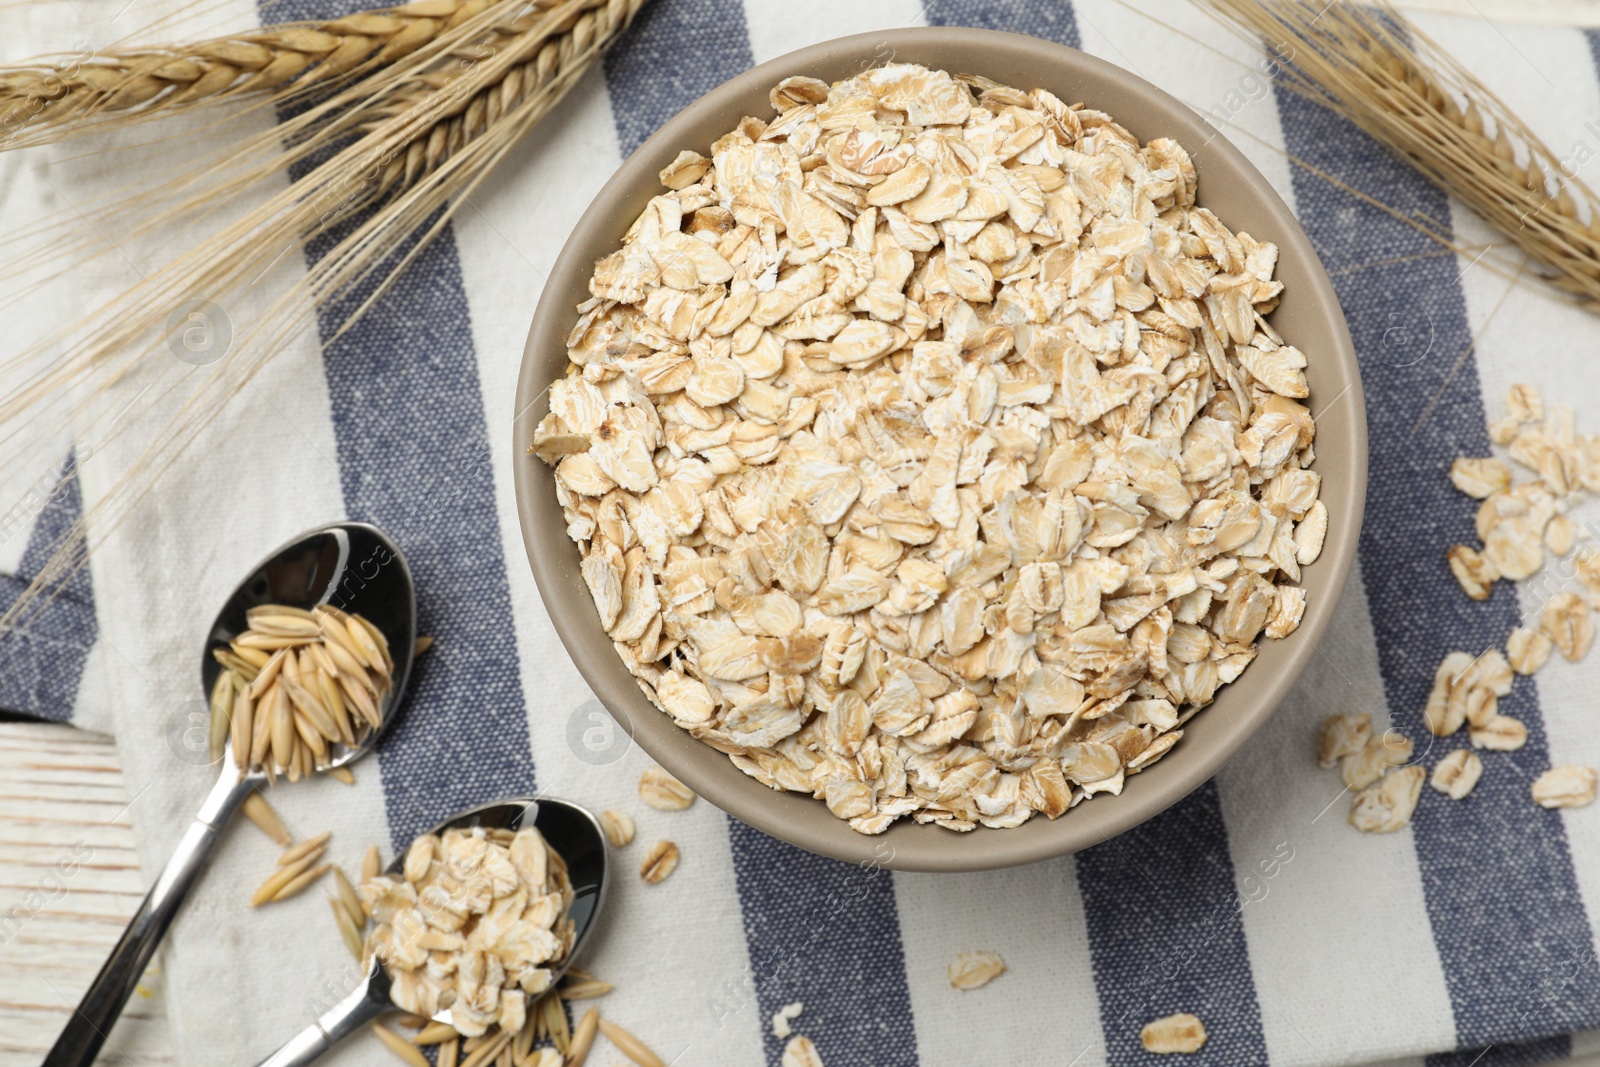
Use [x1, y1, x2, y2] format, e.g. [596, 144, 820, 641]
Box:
[512, 28, 1366, 871]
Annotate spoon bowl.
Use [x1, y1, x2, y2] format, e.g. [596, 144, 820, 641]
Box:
[46, 522, 416, 1067]
[201, 522, 418, 776]
[255, 796, 610, 1067]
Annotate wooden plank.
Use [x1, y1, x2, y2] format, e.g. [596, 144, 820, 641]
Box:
[0, 781, 141, 804]
[0, 724, 174, 1066]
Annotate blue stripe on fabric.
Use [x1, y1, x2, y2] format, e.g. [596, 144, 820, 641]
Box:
[923, 0, 1080, 48]
[1275, 88, 1600, 1048]
[1076, 780, 1268, 1066]
[927, 1, 1271, 1063]
[602, 0, 756, 158]
[1429, 1035, 1571, 1067]
[313, 222, 537, 851]
[604, 8, 919, 1066]
[262, 0, 536, 848]
[726, 824, 917, 1067]
[0, 452, 97, 722]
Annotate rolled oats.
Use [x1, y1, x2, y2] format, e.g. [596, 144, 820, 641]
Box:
[1349, 765, 1424, 833]
[1429, 749, 1482, 800]
[1546, 514, 1577, 557]
[1446, 544, 1497, 600]
[1140, 1013, 1208, 1055]
[771, 1002, 804, 1039]
[357, 826, 575, 1036]
[1340, 733, 1405, 791]
[1422, 650, 1508, 738]
[1468, 714, 1528, 752]
[1449, 385, 1600, 603]
[1506, 626, 1553, 675]
[638, 765, 696, 810]
[1315, 713, 1371, 769]
[1542, 592, 1594, 662]
[1422, 651, 1472, 737]
[1507, 384, 1543, 423]
[947, 950, 1006, 990]
[781, 1036, 825, 1067]
[1532, 765, 1598, 809]
[1449, 457, 1511, 499]
[541, 64, 1323, 834]
[640, 840, 680, 884]
[600, 809, 635, 847]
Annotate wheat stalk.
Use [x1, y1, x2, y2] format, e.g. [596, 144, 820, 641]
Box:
[0, 0, 648, 636]
[1197, 0, 1600, 310]
[0, 0, 607, 417]
[0, 0, 537, 150]
[0, 0, 592, 325]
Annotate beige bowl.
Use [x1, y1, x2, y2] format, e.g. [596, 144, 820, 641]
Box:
[513, 28, 1366, 872]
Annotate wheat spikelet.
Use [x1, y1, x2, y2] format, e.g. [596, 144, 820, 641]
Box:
[0, 0, 533, 150]
[357, 0, 618, 195]
[1198, 0, 1600, 311]
[0, 0, 649, 635]
[0, 0, 593, 326]
[0, 0, 610, 416]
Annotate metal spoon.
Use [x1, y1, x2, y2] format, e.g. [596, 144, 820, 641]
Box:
[45, 522, 417, 1067]
[255, 796, 610, 1066]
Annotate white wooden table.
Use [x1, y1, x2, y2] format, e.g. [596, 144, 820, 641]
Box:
[0, 724, 174, 1066]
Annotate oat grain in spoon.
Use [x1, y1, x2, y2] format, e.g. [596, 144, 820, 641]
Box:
[45, 522, 417, 1067]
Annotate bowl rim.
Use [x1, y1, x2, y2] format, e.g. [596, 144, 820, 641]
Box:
[512, 26, 1367, 871]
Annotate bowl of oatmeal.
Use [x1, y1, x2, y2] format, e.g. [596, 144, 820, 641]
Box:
[512, 28, 1365, 871]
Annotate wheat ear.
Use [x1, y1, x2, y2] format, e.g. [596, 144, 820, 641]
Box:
[1198, 0, 1600, 310]
[0, 0, 602, 311]
[0, 0, 611, 483]
[0, 0, 518, 150]
[358, 0, 620, 195]
[0, 0, 650, 636]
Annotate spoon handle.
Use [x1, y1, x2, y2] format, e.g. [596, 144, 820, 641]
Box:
[44, 765, 251, 1067]
[255, 965, 392, 1067]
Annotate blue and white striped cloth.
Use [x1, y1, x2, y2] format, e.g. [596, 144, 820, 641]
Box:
[8, 1, 1600, 1064]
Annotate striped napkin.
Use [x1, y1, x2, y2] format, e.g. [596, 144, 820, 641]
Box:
[7, 2, 1600, 1065]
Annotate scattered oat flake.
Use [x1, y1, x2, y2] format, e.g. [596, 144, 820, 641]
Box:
[1469, 714, 1528, 752]
[1315, 713, 1371, 769]
[1349, 765, 1425, 833]
[1423, 651, 1476, 738]
[947, 950, 1005, 990]
[1507, 626, 1553, 676]
[1532, 765, 1598, 809]
[781, 1035, 824, 1067]
[1447, 544, 1497, 600]
[771, 1001, 804, 1039]
[1507, 383, 1543, 422]
[1449, 457, 1511, 499]
[639, 765, 696, 810]
[1547, 514, 1577, 556]
[1341, 732, 1408, 790]
[1542, 593, 1594, 663]
[1141, 1013, 1208, 1055]
[1429, 749, 1483, 800]
[640, 840, 680, 884]
[600, 809, 636, 847]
